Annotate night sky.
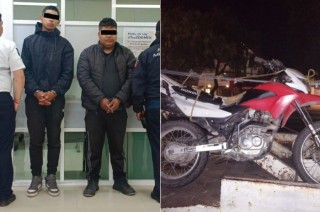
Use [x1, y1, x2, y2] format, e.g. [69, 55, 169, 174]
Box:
[162, 0, 320, 75]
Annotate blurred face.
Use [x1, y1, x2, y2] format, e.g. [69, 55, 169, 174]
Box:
[40, 10, 60, 32]
[0, 21, 3, 37]
[98, 26, 117, 50]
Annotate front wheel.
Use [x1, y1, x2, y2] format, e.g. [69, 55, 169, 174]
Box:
[293, 121, 320, 183]
[161, 120, 209, 187]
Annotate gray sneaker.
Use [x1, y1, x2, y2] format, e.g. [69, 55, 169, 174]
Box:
[45, 174, 60, 197]
[27, 176, 42, 197]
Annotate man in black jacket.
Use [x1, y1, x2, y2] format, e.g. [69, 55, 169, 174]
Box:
[132, 20, 160, 203]
[21, 6, 74, 197]
[77, 17, 136, 197]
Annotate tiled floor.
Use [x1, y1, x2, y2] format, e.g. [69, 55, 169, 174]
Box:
[0, 185, 159, 212]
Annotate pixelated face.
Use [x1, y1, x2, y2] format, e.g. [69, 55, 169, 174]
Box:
[98, 26, 117, 50]
[40, 9, 60, 32]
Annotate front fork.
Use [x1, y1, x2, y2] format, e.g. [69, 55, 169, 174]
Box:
[294, 100, 320, 147]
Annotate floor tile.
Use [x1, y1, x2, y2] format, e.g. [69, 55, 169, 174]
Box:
[4, 185, 159, 212]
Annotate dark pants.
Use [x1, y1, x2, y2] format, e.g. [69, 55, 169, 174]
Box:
[85, 109, 127, 182]
[145, 108, 160, 197]
[0, 92, 15, 201]
[25, 94, 65, 176]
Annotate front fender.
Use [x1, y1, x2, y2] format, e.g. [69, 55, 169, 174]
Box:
[281, 93, 320, 127]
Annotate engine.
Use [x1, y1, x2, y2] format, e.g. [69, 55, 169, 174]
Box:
[224, 110, 279, 161]
[238, 125, 270, 156]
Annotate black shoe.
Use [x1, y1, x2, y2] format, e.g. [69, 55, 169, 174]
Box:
[0, 194, 16, 207]
[151, 191, 160, 203]
[113, 180, 136, 196]
[83, 180, 99, 197]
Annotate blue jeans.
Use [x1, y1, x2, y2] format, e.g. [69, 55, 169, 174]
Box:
[0, 92, 15, 201]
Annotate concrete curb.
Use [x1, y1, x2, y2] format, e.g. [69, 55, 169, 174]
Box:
[220, 177, 320, 211]
[162, 205, 220, 212]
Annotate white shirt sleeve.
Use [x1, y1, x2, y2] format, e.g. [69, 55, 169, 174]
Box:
[8, 41, 25, 72]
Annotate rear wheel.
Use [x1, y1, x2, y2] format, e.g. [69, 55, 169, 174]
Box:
[293, 121, 320, 183]
[161, 120, 209, 187]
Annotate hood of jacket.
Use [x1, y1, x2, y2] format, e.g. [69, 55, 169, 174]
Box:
[35, 22, 61, 37]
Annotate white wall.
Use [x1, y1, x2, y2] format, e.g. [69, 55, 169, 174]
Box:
[0, 0, 13, 39]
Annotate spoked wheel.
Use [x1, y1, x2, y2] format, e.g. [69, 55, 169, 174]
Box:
[293, 121, 320, 183]
[161, 120, 208, 187]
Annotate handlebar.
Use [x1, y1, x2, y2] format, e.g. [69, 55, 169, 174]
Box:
[241, 42, 285, 72]
[254, 57, 285, 72]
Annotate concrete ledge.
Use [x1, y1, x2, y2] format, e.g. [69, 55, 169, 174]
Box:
[221, 177, 320, 211]
[162, 205, 220, 212]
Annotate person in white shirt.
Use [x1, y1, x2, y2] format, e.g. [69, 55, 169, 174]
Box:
[0, 13, 25, 207]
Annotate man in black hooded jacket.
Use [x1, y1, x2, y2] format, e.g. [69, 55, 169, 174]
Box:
[21, 5, 74, 197]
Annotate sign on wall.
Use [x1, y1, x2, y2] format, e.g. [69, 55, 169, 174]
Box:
[123, 28, 155, 58]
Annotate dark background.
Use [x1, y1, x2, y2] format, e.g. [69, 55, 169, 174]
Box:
[161, 0, 320, 77]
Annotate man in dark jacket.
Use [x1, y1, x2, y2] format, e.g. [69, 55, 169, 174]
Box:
[21, 6, 74, 197]
[77, 17, 136, 197]
[132, 20, 160, 203]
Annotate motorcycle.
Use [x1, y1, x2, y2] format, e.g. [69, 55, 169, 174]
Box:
[161, 58, 320, 187]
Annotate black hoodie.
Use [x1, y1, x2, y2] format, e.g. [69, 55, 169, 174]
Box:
[21, 22, 74, 96]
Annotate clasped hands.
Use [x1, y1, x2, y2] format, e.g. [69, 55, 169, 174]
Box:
[35, 90, 57, 106]
[99, 98, 121, 113]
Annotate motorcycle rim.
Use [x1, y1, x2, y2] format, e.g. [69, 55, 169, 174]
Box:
[293, 121, 320, 183]
[161, 120, 208, 187]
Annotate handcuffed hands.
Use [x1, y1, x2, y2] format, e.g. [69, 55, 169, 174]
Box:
[99, 97, 121, 113]
[108, 98, 121, 112]
[35, 90, 57, 106]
